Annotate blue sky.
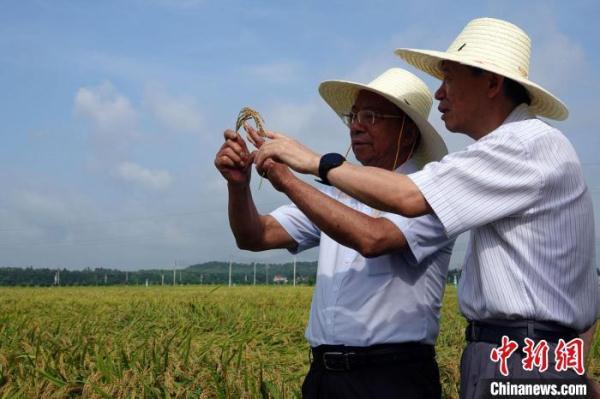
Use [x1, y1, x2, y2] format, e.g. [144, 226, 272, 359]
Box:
[1, 0, 599, 270]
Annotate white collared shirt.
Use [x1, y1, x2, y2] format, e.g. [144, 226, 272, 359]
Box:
[271, 159, 454, 346]
[409, 104, 599, 331]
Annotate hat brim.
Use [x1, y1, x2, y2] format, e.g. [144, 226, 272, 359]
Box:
[394, 48, 568, 121]
[318, 80, 448, 169]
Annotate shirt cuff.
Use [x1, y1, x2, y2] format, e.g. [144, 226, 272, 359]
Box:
[269, 208, 311, 254]
[408, 170, 463, 238]
[379, 214, 420, 266]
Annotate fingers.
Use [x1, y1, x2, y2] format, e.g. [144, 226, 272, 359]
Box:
[255, 157, 275, 178]
[224, 129, 249, 151]
[216, 146, 247, 169]
[265, 130, 285, 140]
[223, 129, 238, 140]
[254, 142, 273, 170]
[215, 154, 236, 169]
[263, 158, 276, 173]
[248, 150, 257, 164]
[244, 122, 265, 149]
[225, 138, 248, 159]
[218, 130, 250, 169]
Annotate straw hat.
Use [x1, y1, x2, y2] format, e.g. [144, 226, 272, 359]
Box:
[318, 68, 448, 168]
[395, 17, 568, 120]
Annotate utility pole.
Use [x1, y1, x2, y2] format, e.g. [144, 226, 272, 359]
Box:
[293, 256, 297, 287]
[173, 269, 176, 286]
[161, 274, 164, 286]
[228, 260, 232, 287]
[253, 262, 256, 285]
[125, 271, 128, 285]
[265, 264, 269, 285]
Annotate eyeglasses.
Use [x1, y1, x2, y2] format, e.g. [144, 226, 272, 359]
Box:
[341, 110, 404, 127]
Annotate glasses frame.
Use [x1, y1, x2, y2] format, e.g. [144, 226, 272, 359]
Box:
[341, 109, 405, 127]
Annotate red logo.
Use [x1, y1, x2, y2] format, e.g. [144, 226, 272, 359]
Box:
[489, 336, 586, 376]
[554, 338, 585, 375]
[490, 336, 519, 376]
[521, 338, 549, 372]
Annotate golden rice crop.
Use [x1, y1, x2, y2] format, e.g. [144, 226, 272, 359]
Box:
[0, 285, 597, 398]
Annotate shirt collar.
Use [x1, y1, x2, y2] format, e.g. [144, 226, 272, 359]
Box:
[502, 103, 535, 126]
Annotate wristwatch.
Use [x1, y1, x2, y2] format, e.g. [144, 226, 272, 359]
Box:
[317, 153, 346, 186]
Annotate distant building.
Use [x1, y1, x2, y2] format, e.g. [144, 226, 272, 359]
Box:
[273, 274, 288, 284]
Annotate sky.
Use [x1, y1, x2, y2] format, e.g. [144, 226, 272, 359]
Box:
[1, 0, 599, 270]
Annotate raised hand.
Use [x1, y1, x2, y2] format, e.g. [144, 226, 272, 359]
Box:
[245, 124, 297, 193]
[255, 131, 321, 176]
[214, 129, 254, 186]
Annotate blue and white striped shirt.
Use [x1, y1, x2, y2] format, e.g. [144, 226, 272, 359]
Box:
[410, 104, 599, 332]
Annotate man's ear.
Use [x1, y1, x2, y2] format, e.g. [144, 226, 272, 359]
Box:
[487, 73, 504, 99]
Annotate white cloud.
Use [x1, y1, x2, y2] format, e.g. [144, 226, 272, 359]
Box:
[74, 81, 137, 135]
[114, 161, 173, 191]
[144, 87, 203, 133]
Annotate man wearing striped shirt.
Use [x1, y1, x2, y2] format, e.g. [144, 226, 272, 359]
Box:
[255, 18, 599, 397]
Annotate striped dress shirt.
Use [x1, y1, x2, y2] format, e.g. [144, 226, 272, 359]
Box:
[409, 104, 599, 332]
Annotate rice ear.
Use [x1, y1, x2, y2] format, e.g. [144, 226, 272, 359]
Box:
[235, 107, 267, 137]
[235, 107, 267, 189]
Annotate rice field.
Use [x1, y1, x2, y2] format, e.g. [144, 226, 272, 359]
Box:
[0, 285, 597, 398]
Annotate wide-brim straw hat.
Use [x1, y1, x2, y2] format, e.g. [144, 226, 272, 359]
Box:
[395, 17, 568, 120]
[318, 68, 448, 169]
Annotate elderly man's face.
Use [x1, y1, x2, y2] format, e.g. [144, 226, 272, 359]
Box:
[435, 61, 489, 136]
[350, 91, 407, 169]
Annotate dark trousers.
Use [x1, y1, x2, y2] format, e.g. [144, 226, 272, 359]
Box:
[302, 344, 441, 399]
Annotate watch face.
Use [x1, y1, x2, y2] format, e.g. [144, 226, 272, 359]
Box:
[319, 153, 345, 185]
[323, 153, 345, 168]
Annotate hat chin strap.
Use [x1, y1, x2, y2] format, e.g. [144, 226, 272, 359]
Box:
[344, 142, 352, 159]
[392, 115, 416, 171]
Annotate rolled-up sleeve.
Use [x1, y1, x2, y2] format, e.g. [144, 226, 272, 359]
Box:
[270, 203, 320, 254]
[381, 212, 454, 266]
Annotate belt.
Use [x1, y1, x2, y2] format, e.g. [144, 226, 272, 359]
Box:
[310, 343, 435, 372]
[466, 320, 578, 346]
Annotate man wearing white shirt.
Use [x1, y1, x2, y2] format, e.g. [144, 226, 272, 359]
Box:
[255, 18, 599, 398]
[215, 68, 454, 398]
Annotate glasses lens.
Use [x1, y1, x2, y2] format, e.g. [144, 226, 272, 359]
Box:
[357, 110, 375, 126]
[342, 113, 351, 126]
